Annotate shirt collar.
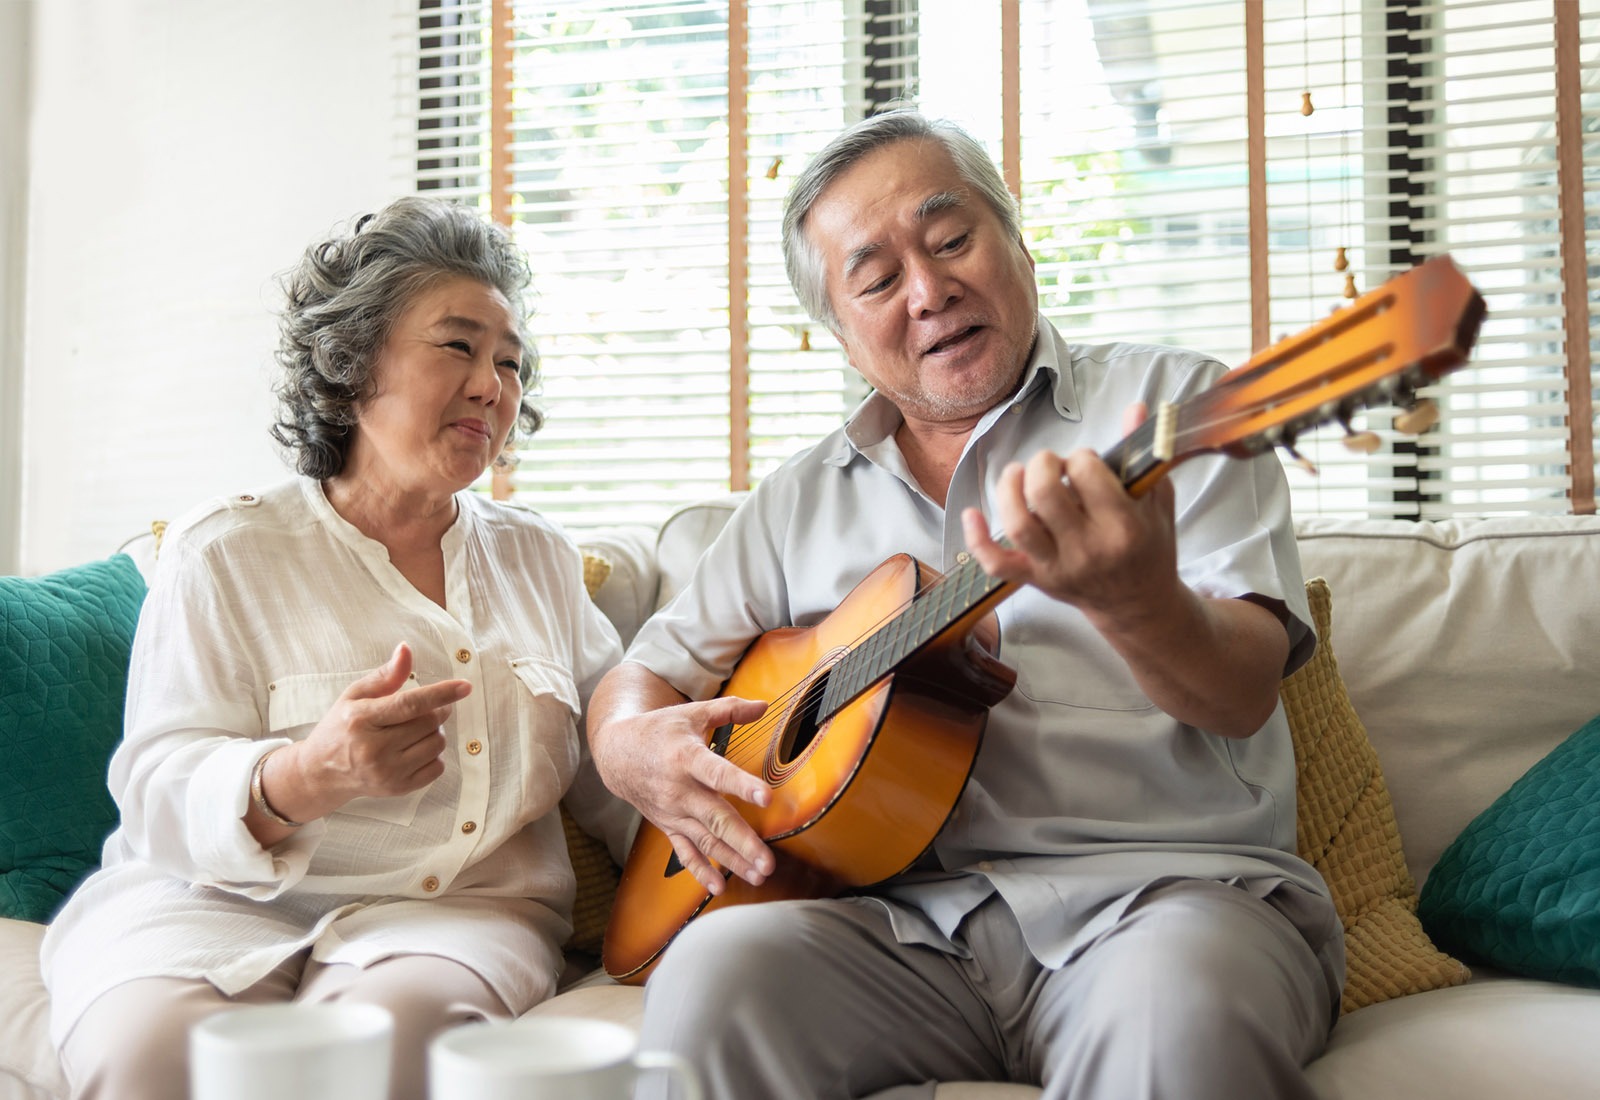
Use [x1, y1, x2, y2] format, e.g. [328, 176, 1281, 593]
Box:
[822, 312, 1079, 468]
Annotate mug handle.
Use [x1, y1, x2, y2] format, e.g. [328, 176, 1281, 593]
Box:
[634, 1051, 704, 1100]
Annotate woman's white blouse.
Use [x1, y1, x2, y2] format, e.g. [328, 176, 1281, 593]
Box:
[41, 479, 628, 1044]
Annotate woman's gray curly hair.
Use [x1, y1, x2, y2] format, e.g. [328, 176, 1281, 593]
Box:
[271, 196, 541, 480]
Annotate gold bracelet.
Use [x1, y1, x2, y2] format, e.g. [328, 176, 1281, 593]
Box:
[250, 749, 305, 828]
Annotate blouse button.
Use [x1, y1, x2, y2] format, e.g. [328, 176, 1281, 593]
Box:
[455, 648, 472, 664]
[466, 740, 483, 755]
[955, 551, 971, 565]
[461, 821, 477, 834]
[422, 876, 440, 892]
[978, 860, 994, 872]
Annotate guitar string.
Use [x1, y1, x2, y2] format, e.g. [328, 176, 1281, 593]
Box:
[713, 332, 1418, 768]
[716, 414, 1175, 771]
[713, 392, 1310, 769]
[716, 355, 1385, 770]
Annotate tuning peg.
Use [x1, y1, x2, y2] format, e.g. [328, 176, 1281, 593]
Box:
[1341, 430, 1382, 454]
[766, 156, 782, 181]
[1281, 444, 1318, 476]
[799, 329, 811, 351]
[1300, 91, 1314, 116]
[1334, 246, 1349, 272]
[1394, 399, 1439, 435]
[1342, 273, 1358, 299]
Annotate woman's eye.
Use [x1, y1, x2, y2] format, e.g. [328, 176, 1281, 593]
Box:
[445, 340, 472, 354]
[497, 359, 520, 373]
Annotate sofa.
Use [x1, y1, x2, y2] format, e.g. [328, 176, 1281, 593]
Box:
[4, 500, 1600, 1100]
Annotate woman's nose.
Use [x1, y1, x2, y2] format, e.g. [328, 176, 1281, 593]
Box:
[466, 356, 501, 403]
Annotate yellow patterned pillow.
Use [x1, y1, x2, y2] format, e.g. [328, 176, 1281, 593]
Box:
[559, 550, 623, 956]
[1283, 577, 1469, 1013]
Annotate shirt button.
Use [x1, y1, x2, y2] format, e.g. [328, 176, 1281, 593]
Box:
[466, 740, 483, 755]
[978, 860, 994, 872]
[956, 551, 971, 565]
[421, 876, 440, 892]
[461, 821, 477, 834]
[1009, 405, 1022, 415]
[455, 648, 472, 664]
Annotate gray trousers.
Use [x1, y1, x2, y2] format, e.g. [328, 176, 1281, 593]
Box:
[638, 880, 1335, 1100]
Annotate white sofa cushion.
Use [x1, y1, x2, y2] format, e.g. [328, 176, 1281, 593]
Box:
[653, 494, 745, 610]
[575, 526, 660, 648]
[1294, 515, 1600, 890]
[1303, 971, 1600, 1098]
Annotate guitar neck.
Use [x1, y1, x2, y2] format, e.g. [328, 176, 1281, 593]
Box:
[818, 421, 1172, 719]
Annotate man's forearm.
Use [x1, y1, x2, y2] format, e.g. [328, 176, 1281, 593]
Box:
[1088, 587, 1290, 738]
[586, 660, 690, 751]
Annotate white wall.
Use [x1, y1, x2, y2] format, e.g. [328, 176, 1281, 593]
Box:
[17, 0, 416, 573]
[0, 1, 31, 575]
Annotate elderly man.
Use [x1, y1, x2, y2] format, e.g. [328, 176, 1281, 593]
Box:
[587, 111, 1343, 1100]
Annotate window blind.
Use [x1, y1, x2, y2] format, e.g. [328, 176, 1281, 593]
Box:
[402, 0, 913, 526]
[409, 0, 1598, 523]
[1263, 0, 1600, 517]
[1017, 0, 1255, 363]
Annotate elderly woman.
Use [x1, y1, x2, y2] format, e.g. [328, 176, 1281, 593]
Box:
[40, 197, 629, 1100]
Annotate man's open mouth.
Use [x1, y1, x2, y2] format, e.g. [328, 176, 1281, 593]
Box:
[925, 325, 981, 356]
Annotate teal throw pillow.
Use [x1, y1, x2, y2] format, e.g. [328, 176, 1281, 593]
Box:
[0, 555, 146, 922]
[1419, 713, 1600, 987]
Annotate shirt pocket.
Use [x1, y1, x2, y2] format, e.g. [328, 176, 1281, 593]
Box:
[265, 670, 427, 827]
[508, 656, 582, 819]
[1000, 592, 1154, 712]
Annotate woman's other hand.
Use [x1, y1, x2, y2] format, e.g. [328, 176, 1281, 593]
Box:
[249, 643, 467, 841]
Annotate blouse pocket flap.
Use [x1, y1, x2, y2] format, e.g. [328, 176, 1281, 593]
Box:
[508, 656, 581, 716]
[267, 670, 364, 733]
[265, 669, 425, 827]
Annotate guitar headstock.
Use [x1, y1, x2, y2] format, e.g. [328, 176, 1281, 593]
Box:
[1177, 255, 1486, 462]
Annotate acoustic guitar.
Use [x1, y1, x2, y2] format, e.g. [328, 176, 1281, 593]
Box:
[602, 253, 1486, 985]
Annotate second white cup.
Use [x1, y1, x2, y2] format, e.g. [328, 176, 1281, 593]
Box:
[429, 1016, 702, 1100]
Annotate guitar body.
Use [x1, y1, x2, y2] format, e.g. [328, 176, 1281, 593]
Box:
[602, 554, 1016, 984]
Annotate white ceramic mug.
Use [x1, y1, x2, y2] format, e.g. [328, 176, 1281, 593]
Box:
[429, 1016, 703, 1100]
[189, 1002, 394, 1100]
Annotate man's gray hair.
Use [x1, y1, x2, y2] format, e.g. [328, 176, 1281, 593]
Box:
[781, 111, 1022, 331]
[271, 196, 541, 480]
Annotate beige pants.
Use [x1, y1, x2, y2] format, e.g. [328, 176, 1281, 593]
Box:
[58, 952, 512, 1100]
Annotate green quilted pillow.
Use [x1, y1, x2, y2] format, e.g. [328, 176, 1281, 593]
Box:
[0, 555, 146, 922]
[1419, 713, 1600, 987]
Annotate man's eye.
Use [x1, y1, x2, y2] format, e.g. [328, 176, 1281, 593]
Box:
[862, 274, 894, 295]
[940, 233, 969, 253]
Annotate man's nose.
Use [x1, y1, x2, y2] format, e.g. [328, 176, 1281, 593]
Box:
[905, 258, 961, 317]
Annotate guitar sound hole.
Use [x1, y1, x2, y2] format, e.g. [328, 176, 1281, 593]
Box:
[780, 670, 829, 765]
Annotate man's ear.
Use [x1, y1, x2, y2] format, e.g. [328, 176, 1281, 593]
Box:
[830, 325, 856, 369]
